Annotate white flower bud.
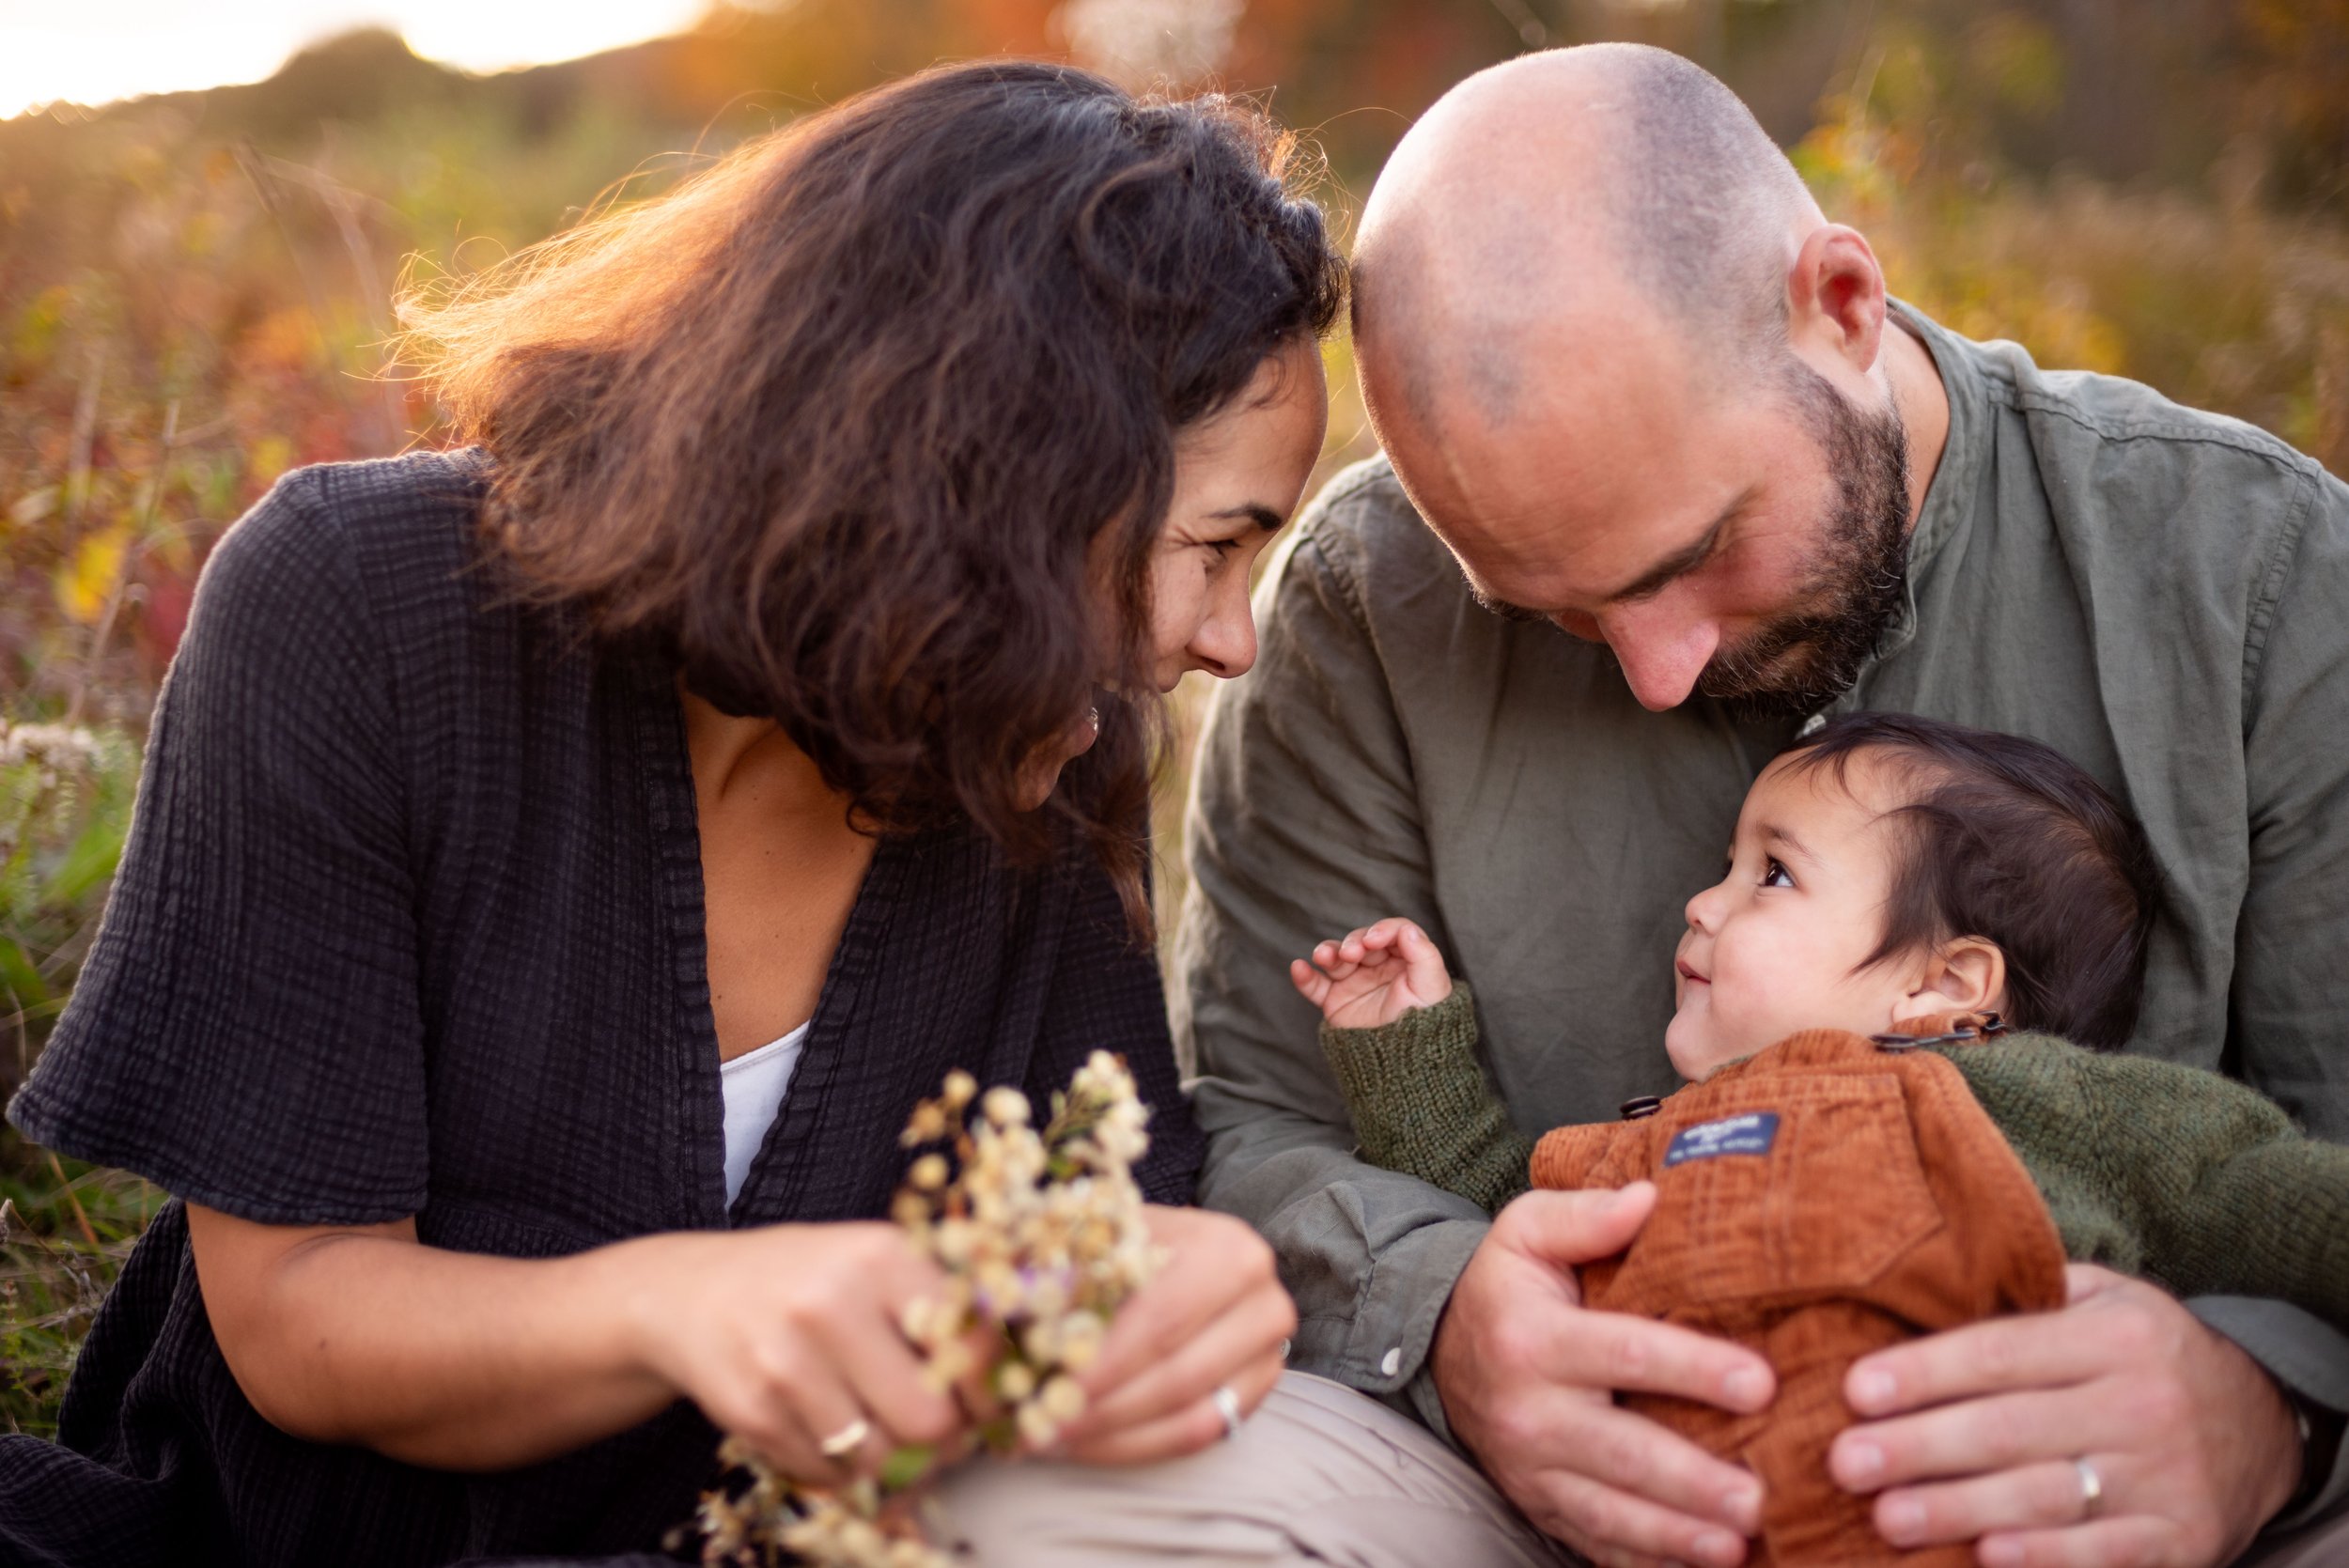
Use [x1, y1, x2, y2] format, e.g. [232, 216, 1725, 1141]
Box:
[1039, 1374, 1087, 1422]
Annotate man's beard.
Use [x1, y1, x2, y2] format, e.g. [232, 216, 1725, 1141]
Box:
[1695, 363, 1914, 721]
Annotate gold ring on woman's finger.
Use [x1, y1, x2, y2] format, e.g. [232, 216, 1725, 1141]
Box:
[818, 1418, 871, 1460]
[2074, 1457, 2104, 1520]
[1211, 1384, 1243, 1442]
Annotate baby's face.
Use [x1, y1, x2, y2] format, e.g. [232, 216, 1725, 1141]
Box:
[1666, 752, 1923, 1079]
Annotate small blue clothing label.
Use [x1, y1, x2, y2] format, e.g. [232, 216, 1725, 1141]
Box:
[1663, 1111, 1781, 1167]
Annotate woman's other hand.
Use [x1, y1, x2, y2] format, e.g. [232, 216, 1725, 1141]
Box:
[628, 1221, 971, 1483]
[1290, 917, 1456, 1031]
[1049, 1203, 1295, 1465]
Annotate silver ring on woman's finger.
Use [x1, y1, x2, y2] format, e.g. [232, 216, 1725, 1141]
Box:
[818, 1418, 871, 1460]
[1211, 1384, 1243, 1442]
[2074, 1456, 2104, 1519]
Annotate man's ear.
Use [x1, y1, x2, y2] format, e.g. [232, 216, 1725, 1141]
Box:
[1887, 938, 2008, 1026]
[1785, 224, 1889, 378]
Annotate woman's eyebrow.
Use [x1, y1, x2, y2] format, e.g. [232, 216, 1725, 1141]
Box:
[1208, 503, 1285, 532]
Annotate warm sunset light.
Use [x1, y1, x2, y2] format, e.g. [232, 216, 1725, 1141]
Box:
[0, 0, 709, 119]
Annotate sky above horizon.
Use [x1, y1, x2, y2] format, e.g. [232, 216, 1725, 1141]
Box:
[0, 1, 711, 121]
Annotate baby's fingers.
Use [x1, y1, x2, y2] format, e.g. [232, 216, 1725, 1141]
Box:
[1309, 939, 1362, 980]
[1359, 917, 1425, 954]
[1288, 958, 1332, 1007]
[1334, 925, 1408, 966]
[1396, 924, 1452, 990]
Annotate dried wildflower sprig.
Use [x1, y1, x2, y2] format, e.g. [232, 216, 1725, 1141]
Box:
[692, 1052, 1161, 1568]
[0, 719, 127, 865]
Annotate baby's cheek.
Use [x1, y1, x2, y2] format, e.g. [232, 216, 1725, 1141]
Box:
[1711, 968, 1801, 1059]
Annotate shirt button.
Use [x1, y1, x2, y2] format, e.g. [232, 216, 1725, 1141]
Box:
[1380, 1346, 1402, 1377]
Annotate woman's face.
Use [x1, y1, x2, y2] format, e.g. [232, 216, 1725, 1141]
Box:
[1029, 339, 1329, 800]
[1146, 337, 1330, 691]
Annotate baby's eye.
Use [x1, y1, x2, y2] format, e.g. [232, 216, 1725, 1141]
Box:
[1761, 858, 1795, 890]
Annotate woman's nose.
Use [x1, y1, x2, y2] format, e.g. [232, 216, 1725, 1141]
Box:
[1190, 583, 1258, 680]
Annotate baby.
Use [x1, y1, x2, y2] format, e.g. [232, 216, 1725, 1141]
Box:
[1294, 712, 2349, 1566]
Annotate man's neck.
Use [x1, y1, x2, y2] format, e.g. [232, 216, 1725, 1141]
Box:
[1885, 311, 1952, 535]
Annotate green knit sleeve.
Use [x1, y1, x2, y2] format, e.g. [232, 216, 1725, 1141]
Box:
[1316, 983, 1533, 1214]
[1947, 1039, 2349, 1333]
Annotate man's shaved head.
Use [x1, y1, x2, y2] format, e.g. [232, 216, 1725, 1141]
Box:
[1349, 44, 1928, 718]
[1354, 42, 1818, 431]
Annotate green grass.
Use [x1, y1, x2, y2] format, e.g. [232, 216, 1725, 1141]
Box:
[0, 1129, 160, 1436]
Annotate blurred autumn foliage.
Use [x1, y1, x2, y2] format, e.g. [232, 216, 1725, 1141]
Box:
[0, 0, 2343, 1432]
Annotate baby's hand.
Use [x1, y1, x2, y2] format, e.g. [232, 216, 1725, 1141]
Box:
[1290, 917, 1455, 1031]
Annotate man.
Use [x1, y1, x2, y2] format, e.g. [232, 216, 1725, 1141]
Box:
[1174, 42, 2349, 1568]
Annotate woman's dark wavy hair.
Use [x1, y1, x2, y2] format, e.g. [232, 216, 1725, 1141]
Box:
[395, 61, 1345, 928]
[1779, 712, 2159, 1050]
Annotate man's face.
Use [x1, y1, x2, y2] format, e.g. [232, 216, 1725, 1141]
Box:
[1374, 305, 1913, 716]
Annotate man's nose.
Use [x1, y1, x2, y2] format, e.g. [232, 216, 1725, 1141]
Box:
[1599, 602, 1719, 711]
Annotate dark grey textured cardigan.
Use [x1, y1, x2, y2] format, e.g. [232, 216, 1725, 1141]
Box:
[2, 451, 1204, 1568]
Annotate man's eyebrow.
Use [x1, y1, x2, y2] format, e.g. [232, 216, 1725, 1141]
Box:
[1601, 487, 1754, 604]
[1465, 580, 1548, 622]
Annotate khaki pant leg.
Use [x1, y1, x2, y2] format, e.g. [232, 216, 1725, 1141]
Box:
[930, 1371, 1577, 1567]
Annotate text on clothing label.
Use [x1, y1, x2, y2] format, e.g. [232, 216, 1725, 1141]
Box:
[1663, 1111, 1781, 1167]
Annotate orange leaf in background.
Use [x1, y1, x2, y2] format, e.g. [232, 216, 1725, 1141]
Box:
[238, 308, 323, 374]
[54, 525, 131, 627]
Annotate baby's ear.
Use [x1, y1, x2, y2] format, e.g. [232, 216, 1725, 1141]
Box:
[1888, 937, 2007, 1024]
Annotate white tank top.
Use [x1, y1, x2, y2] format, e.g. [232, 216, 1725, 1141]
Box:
[719, 1021, 809, 1204]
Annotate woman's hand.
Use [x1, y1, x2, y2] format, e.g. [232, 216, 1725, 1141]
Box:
[189, 1201, 1278, 1483]
[187, 1203, 972, 1478]
[1050, 1203, 1297, 1465]
[626, 1222, 971, 1483]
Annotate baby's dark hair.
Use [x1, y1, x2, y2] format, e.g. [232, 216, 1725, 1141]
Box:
[1778, 713, 2157, 1050]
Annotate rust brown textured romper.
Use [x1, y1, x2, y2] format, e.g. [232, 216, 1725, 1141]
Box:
[1529, 1024, 2070, 1567]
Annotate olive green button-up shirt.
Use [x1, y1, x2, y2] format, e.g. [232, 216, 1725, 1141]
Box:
[1173, 304, 2349, 1521]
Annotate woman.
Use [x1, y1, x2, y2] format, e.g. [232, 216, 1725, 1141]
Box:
[2, 61, 1343, 1566]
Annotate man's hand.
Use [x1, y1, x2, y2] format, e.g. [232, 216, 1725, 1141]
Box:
[1432, 1185, 1775, 1568]
[1290, 916, 1455, 1030]
[1828, 1265, 2301, 1567]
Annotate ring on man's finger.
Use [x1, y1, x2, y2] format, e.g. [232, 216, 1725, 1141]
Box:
[817, 1418, 871, 1460]
[2074, 1456, 2104, 1520]
[1211, 1384, 1243, 1442]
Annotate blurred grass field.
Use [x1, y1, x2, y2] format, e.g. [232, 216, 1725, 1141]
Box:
[2, 0, 2344, 1435]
